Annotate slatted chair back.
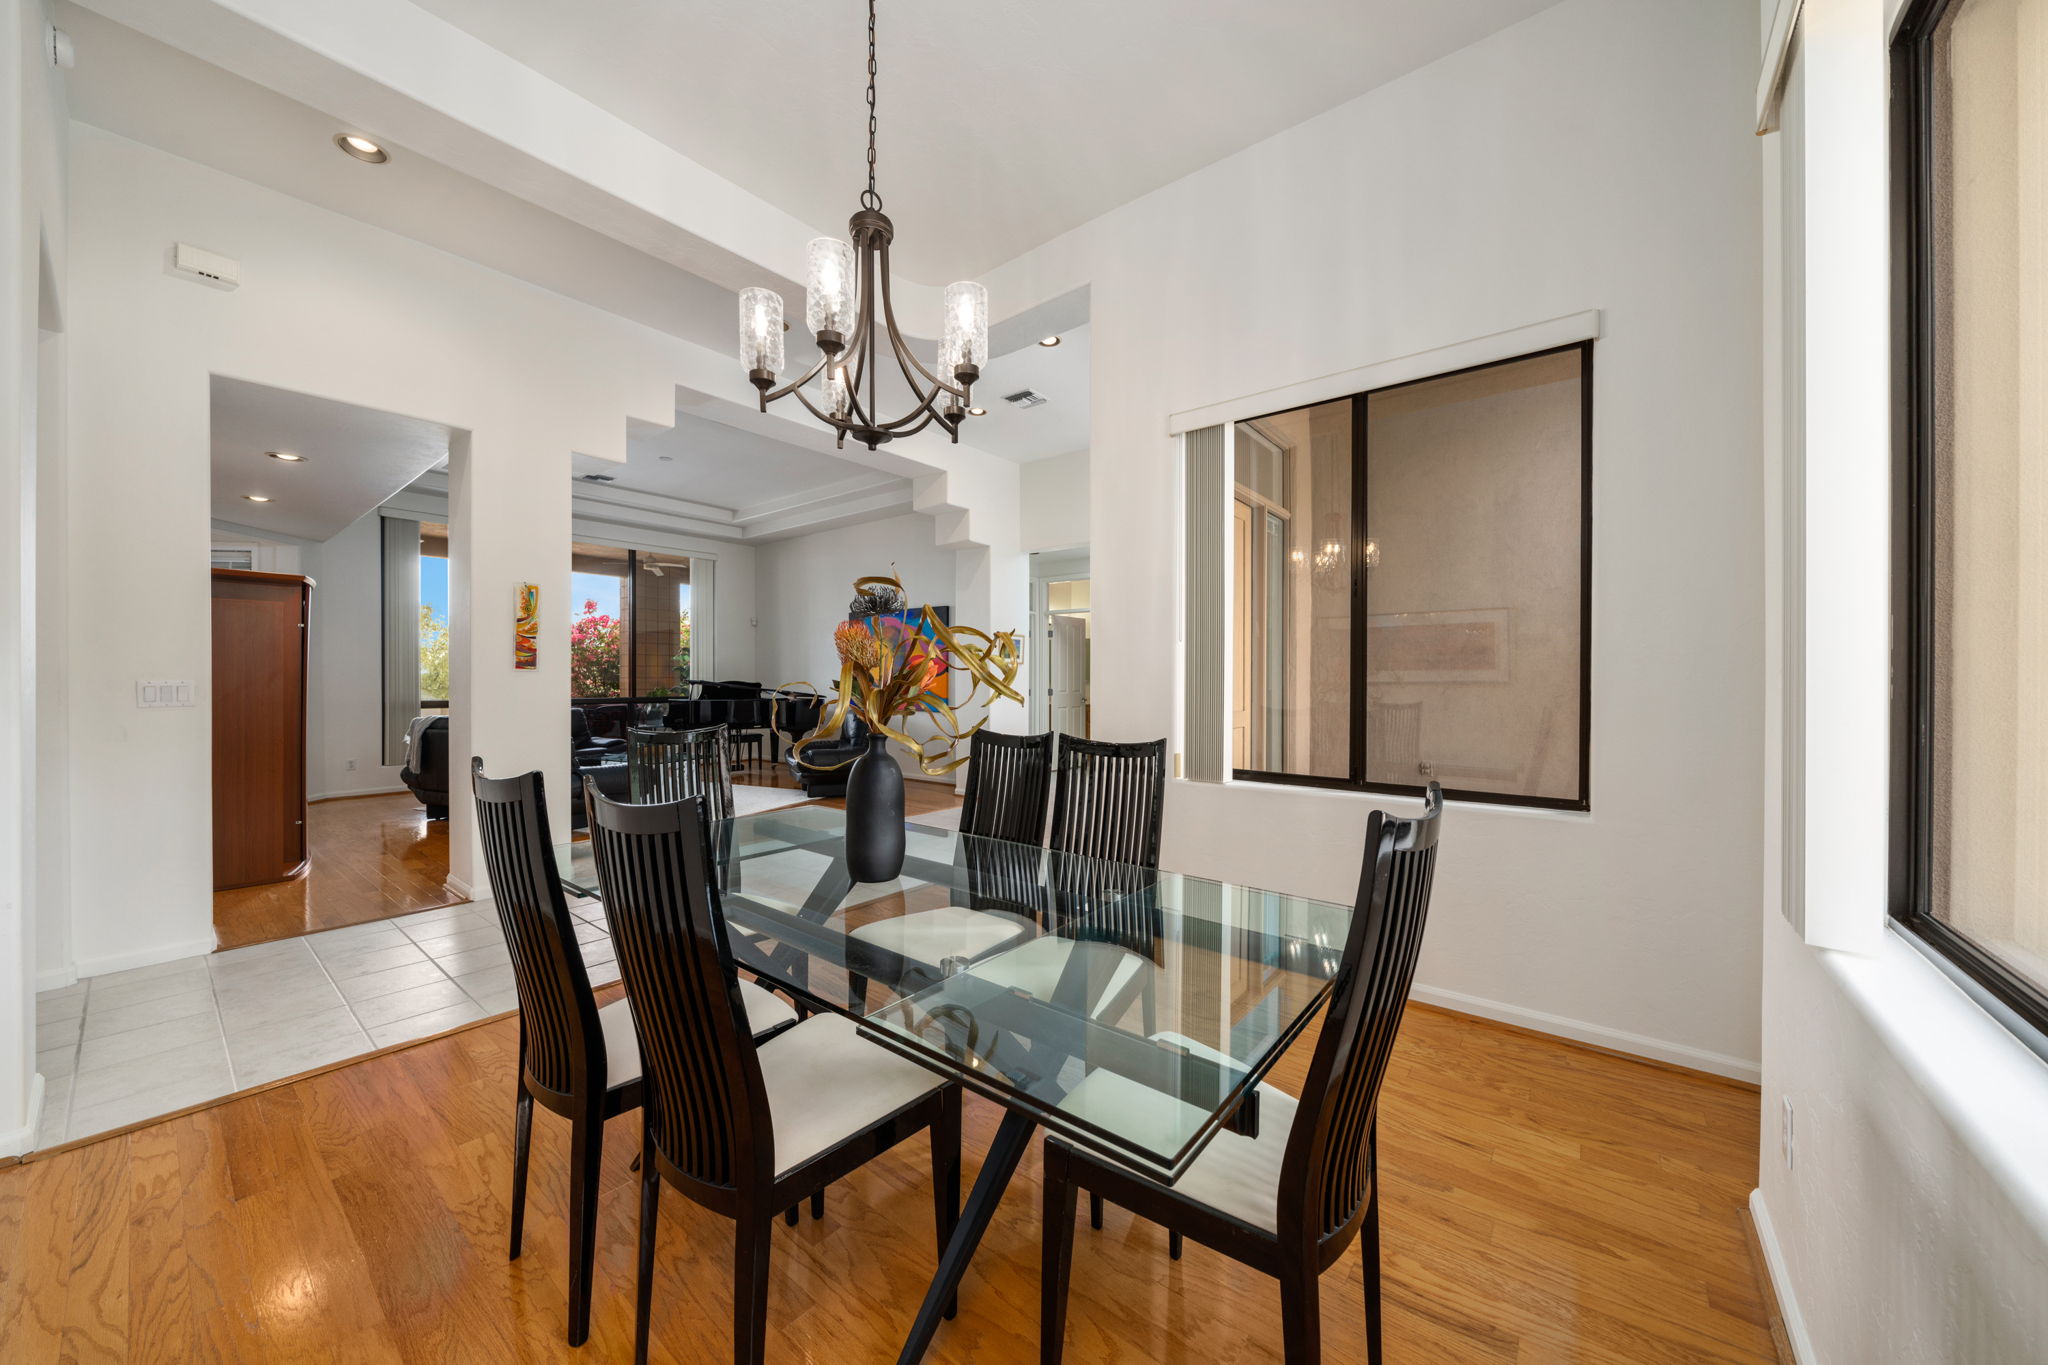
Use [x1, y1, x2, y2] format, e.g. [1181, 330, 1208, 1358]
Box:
[958, 730, 1055, 844]
[471, 759, 604, 1102]
[627, 723, 735, 818]
[583, 785, 771, 1204]
[1279, 783, 1444, 1254]
[1047, 736, 1167, 868]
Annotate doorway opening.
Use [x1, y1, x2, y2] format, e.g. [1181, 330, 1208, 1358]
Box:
[208, 379, 464, 950]
[1030, 550, 1092, 738]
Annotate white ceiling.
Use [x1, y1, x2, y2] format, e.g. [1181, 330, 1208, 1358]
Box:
[211, 377, 455, 541]
[964, 325, 1090, 463]
[580, 409, 907, 514]
[57, 3, 743, 356]
[408, 0, 1563, 280]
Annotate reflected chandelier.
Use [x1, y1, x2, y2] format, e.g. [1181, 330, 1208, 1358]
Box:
[736, 0, 987, 451]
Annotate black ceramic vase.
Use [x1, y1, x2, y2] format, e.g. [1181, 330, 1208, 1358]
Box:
[844, 731, 906, 883]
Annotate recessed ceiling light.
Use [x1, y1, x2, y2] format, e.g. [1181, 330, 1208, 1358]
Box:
[967, 406, 987, 417]
[1038, 335, 1062, 347]
[335, 133, 388, 164]
[265, 450, 305, 462]
[243, 494, 272, 503]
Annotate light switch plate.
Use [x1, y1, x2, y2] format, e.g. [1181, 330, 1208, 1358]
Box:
[136, 679, 196, 708]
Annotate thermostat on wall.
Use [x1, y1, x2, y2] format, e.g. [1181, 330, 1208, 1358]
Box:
[170, 242, 240, 291]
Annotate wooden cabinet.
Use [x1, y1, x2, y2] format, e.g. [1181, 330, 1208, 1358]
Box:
[212, 569, 312, 890]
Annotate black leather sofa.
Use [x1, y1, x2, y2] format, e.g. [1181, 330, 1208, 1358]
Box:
[400, 715, 450, 819]
[785, 710, 872, 798]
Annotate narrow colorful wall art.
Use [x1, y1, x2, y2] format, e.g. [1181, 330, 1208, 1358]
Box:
[515, 583, 539, 669]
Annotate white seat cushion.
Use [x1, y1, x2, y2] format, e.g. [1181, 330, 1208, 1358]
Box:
[966, 936, 1146, 1017]
[1053, 1031, 1299, 1234]
[599, 982, 798, 1089]
[757, 1013, 948, 1177]
[847, 905, 1030, 967]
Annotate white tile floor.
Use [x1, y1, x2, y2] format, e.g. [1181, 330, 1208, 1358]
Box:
[31, 897, 621, 1151]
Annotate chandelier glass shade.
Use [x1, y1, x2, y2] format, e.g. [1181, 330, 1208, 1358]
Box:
[738, 0, 988, 451]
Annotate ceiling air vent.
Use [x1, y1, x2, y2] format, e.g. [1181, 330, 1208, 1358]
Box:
[578, 473, 617, 483]
[1003, 389, 1048, 409]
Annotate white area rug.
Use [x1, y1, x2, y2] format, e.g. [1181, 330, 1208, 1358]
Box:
[907, 805, 962, 832]
[732, 784, 818, 818]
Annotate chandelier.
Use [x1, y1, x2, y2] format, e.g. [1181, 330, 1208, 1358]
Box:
[736, 0, 987, 451]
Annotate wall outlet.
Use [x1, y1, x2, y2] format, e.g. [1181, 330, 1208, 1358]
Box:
[1781, 1096, 1795, 1169]
[345, 759, 357, 771]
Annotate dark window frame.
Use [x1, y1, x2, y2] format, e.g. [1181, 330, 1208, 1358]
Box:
[1229, 340, 1594, 813]
[1889, 0, 2048, 1037]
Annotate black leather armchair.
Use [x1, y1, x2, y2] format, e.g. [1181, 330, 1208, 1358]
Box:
[785, 710, 872, 798]
[400, 715, 450, 820]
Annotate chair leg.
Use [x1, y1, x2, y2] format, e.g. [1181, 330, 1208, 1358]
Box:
[1040, 1144, 1078, 1365]
[847, 971, 869, 1012]
[810, 1188, 826, 1220]
[932, 1088, 962, 1320]
[784, 1205, 799, 1227]
[509, 1086, 533, 1261]
[1279, 1257, 1321, 1365]
[734, 1215, 774, 1365]
[1362, 1185, 1383, 1365]
[1169, 1229, 1183, 1261]
[634, 1154, 661, 1365]
[1089, 1192, 1104, 1230]
[565, 1106, 604, 1347]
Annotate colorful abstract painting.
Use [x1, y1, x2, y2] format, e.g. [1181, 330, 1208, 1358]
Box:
[515, 583, 540, 669]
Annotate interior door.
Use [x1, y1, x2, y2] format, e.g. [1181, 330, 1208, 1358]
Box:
[1050, 615, 1089, 737]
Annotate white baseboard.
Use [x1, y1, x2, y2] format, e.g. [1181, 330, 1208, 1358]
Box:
[0, 1073, 47, 1158]
[309, 784, 410, 803]
[36, 965, 78, 992]
[1748, 1189, 1816, 1363]
[445, 875, 475, 901]
[1409, 983, 1763, 1084]
[73, 935, 219, 981]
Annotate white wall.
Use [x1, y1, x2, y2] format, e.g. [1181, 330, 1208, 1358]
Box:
[298, 512, 400, 799]
[980, 0, 1766, 1076]
[3, 0, 69, 1153]
[1020, 450, 1089, 552]
[1751, 0, 2048, 1359]
[754, 511, 962, 777]
[62, 124, 694, 974]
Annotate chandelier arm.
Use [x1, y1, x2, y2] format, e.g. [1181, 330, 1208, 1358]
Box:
[788, 383, 853, 432]
[875, 240, 965, 398]
[761, 348, 837, 405]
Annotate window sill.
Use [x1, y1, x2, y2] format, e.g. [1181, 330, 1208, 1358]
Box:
[1824, 927, 2048, 1248]
[1172, 774, 1595, 822]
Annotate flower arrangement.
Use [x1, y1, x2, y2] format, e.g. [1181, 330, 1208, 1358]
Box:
[786, 573, 1022, 776]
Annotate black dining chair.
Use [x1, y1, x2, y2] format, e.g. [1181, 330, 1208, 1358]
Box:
[1040, 783, 1444, 1365]
[1047, 735, 1167, 867]
[628, 723, 735, 816]
[958, 728, 1056, 842]
[583, 785, 963, 1365]
[843, 729, 1054, 1011]
[963, 736, 1167, 1081]
[471, 759, 797, 1347]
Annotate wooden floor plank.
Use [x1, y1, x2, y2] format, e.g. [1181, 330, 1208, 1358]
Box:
[0, 997, 1776, 1363]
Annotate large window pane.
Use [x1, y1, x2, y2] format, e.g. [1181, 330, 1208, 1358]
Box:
[1231, 400, 1352, 781]
[1918, 0, 2048, 1000]
[1364, 349, 1585, 803]
[632, 554, 693, 694]
[570, 542, 628, 698]
[1224, 346, 1589, 807]
[418, 522, 449, 706]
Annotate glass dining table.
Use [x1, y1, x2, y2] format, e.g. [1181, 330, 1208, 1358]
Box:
[556, 803, 1353, 1365]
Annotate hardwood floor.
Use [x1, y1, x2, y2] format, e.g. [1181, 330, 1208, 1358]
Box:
[0, 995, 1774, 1363]
[212, 793, 460, 951]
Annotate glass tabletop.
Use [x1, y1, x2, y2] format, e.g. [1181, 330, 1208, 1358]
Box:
[556, 805, 1352, 1180]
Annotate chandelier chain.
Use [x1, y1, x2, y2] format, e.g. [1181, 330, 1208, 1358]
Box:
[862, 0, 881, 211]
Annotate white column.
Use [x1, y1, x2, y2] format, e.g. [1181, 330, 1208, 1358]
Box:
[445, 427, 574, 896]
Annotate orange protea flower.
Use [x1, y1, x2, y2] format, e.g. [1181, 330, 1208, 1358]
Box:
[834, 620, 879, 672]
